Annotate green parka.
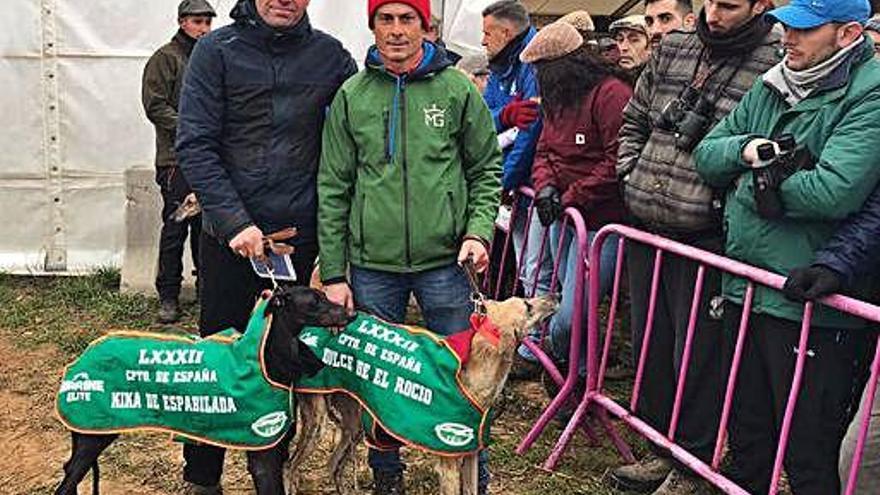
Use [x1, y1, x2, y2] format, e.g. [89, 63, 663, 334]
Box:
[318, 44, 501, 281]
[695, 39, 880, 328]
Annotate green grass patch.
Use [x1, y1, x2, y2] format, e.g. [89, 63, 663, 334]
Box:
[0, 270, 196, 356]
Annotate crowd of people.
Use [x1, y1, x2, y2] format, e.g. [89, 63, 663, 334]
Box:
[141, 0, 880, 494]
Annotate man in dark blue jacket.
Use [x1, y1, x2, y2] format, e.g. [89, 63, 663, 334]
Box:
[176, 0, 356, 492]
[783, 184, 880, 495]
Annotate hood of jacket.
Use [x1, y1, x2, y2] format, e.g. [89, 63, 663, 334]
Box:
[230, 0, 313, 46]
[364, 41, 454, 81]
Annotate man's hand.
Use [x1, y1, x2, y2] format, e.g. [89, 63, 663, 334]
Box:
[458, 239, 489, 273]
[782, 265, 842, 302]
[535, 186, 563, 227]
[500, 95, 540, 130]
[324, 282, 354, 313]
[742, 138, 779, 167]
[229, 225, 264, 258]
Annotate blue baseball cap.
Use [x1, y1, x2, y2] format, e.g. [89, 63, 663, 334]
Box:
[768, 0, 871, 29]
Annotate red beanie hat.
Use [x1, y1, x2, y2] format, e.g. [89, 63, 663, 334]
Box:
[368, 0, 431, 30]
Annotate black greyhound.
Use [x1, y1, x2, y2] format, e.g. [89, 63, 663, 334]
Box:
[54, 285, 354, 495]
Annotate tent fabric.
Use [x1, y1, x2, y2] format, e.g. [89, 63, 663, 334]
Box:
[0, 1, 364, 275]
[0, 0, 645, 274]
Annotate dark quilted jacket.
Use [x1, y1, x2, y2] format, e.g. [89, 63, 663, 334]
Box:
[176, 0, 357, 245]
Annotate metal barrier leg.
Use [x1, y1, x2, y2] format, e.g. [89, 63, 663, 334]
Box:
[517, 212, 589, 455]
[767, 304, 814, 495]
[713, 284, 755, 470]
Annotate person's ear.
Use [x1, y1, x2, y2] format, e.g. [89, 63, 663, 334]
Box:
[837, 22, 864, 48]
[684, 12, 696, 29]
[752, 1, 768, 16]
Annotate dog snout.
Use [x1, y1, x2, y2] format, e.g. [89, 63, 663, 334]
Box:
[538, 292, 561, 309]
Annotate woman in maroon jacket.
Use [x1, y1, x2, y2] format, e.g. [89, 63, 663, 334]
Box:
[520, 21, 632, 374]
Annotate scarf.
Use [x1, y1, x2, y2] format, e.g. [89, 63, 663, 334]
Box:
[175, 29, 197, 57]
[763, 38, 864, 106]
[489, 28, 531, 73]
[696, 10, 773, 59]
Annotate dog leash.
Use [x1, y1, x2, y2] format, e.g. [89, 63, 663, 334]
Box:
[462, 255, 487, 316]
[462, 256, 502, 347]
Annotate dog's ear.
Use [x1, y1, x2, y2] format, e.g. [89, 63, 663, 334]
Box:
[264, 288, 290, 316]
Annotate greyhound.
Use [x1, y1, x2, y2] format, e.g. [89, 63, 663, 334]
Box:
[289, 293, 559, 495]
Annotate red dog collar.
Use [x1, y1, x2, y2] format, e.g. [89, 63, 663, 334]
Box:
[469, 313, 500, 348]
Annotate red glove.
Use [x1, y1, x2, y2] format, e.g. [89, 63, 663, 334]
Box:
[500, 95, 539, 130]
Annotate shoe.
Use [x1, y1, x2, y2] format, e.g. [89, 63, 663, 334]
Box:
[183, 483, 223, 495]
[509, 352, 542, 381]
[373, 470, 406, 495]
[609, 455, 673, 493]
[158, 299, 180, 324]
[651, 469, 713, 494]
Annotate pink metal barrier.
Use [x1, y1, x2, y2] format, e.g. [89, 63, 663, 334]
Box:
[517, 223, 880, 495]
[486, 190, 635, 463]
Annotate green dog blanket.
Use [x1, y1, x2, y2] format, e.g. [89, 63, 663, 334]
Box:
[56, 298, 293, 450]
[296, 313, 490, 455]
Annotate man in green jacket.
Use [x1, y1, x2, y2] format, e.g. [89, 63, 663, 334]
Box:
[695, 0, 880, 492]
[141, 0, 215, 324]
[317, 1, 501, 493]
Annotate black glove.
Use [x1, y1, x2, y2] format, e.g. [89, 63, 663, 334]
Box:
[782, 265, 842, 302]
[535, 186, 562, 227]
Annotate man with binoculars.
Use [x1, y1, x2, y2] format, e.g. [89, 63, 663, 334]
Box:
[695, 0, 880, 492]
[613, 0, 781, 492]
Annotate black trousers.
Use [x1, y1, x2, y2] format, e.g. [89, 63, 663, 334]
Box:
[183, 230, 317, 486]
[722, 304, 866, 495]
[626, 237, 724, 464]
[155, 166, 201, 301]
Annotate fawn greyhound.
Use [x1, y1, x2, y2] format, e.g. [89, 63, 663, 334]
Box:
[289, 293, 559, 495]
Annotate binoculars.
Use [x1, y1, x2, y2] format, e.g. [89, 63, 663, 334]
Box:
[656, 85, 715, 153]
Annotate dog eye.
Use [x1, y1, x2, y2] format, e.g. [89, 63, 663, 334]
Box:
[523, 300, 533, 316]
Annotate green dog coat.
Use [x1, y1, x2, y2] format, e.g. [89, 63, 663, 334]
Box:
[56, 298, 293, 450]
[296, 313, 490, 455]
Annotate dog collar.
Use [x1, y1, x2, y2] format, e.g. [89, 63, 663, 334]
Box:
[469, 313, 500, 348]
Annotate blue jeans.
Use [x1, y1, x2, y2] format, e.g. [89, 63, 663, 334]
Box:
[511, 206, 554, 298]
[350, 264, 490, 491]
[544, 226, 617, 376]
[512, 208, 554, 363]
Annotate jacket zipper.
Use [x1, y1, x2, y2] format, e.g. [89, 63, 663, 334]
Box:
[400, 76, 412, 267]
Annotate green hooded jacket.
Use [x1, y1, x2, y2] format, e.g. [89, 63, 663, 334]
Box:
[695, 39, 880, 328]
[318, 43, 502, 281]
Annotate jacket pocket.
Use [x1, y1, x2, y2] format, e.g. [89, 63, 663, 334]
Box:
[447, 191, 458, 248]
[359, 190, 367, 259]
[349, 189, 367, 260]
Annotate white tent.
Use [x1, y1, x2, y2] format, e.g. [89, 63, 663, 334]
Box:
[0, 1, 372, 275]
[0, 0, 640, 275]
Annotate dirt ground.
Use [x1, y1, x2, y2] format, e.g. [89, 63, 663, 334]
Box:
[0, 274, 635, 494]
